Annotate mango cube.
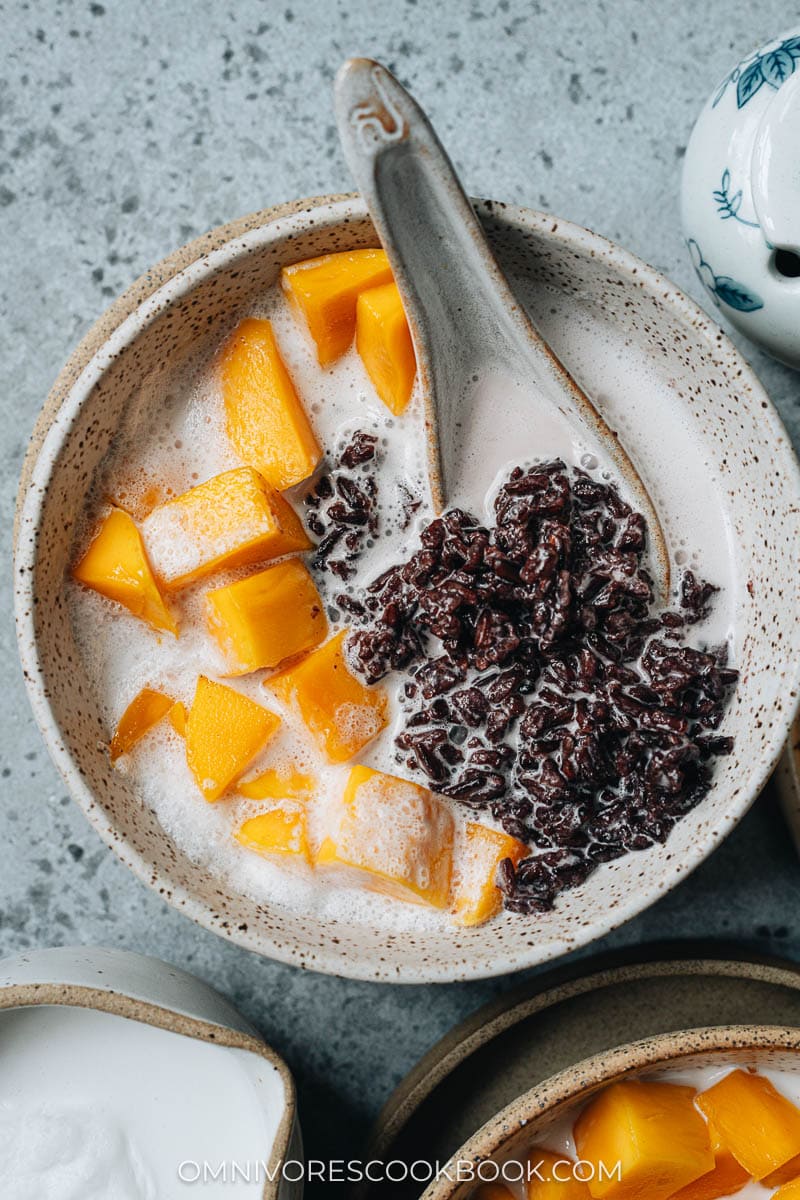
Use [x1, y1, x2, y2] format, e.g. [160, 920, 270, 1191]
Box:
[235, 804, 310, 863]
[670, 1125, 750, 1200]
[168, 701, 187, 737]
[72, 507, 177, 635]
[774, 1180, 800, 1200]
[237, 767, 315, 801]
[526, 1149, 592, 1200]
[219, 318, 321, 490]
[769, 1160, 800, 1189]
[141, 467, 311, 590]
[451, 822, 529, 927]
[696, 1069, 800, 1182]
[316, 765, 454, 907]
[573, 1080, 713, 1200]
[268, 630, 387, 762]
[185, 676, 281, 801]
[281, 248, 394, 365]
[356, 281, 416, 415]
[110, 687, 174, 762]
[205, 558, 327, 675]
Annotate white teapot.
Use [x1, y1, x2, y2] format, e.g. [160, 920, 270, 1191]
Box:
[682, 27, 800, 367]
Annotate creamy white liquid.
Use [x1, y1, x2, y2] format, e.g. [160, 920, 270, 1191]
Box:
[494, 1064, 800, 1200]
[66, 280, 737, 933]
[446, 369, 586, 518]
[522, 283, 738, 652]
[0, 1006, 282, 1198]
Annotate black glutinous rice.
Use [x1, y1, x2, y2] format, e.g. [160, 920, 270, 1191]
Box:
[304, 431, 380, 582]
[342, 459, 738, 915]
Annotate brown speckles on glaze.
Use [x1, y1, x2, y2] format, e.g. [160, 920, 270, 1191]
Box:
[13, 195, 800, 983]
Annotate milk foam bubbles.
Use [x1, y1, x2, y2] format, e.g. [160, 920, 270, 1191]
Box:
[0, 1105, 156, 1200]
[109, 350, 240, 510]
[332, 700, 385, 752]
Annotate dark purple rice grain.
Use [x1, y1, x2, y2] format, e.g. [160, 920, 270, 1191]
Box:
[340, 431, 378, 468]
[305, 432, 382, 576]
[345, 459, 738, 915]
[399, 482, 423, 530]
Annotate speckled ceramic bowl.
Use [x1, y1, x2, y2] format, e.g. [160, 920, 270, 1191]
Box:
[420, 1025, 800, 1200]
[14, 195, 800, 982]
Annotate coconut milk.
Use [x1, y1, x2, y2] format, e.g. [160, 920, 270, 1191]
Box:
[0, 1005, 283, 1198]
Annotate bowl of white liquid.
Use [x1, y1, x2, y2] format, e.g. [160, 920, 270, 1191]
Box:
[14, 194, 800, 982]
[0, 945, 300, 1199]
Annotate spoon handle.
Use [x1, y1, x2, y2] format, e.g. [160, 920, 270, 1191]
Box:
[334, 57, 526, 510]
[334, 58, 669, 601]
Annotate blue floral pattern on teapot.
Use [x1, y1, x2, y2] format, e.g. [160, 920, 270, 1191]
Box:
[713, 33, 800, 109]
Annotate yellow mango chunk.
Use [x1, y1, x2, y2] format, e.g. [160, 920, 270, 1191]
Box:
[206, 559, 327, 675]
[670, 1126, 750, 1200]
[185, 676, 281, 802]
[574, 1080, 713, 1200]
[141, 467, 311, 590]
[168, 701, 187, 737]
[110, 687, 174, 762]
[356, 281, 416, 415]
[696, 1069, 800, 1182]
[219, 318, 321, 490]
[237, 767, 315, 801]
[268, 630, 387, 763]
[281, 248, 394, 365]
[526, 1149, 592, 1200]
[774, 1180, 800, 1200]
[451, 822, 529, 927]
[316, 765, 453, 907]
[768, 1158, 800, 1189]
[235, 804, 310, 863]
[72, 507, 177, 635]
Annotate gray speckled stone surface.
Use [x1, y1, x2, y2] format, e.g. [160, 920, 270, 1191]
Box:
[2, 0, 799, 1191]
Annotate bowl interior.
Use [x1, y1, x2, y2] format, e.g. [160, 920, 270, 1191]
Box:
[421, 1029, 800, 1200]
[16, 197, 800, 981]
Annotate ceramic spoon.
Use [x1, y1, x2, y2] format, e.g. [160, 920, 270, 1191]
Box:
[334, 57, 670, 600]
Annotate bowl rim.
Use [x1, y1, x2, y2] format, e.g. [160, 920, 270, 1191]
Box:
[14, 193, 800, 983]
[420, 1023, 800, 1200]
